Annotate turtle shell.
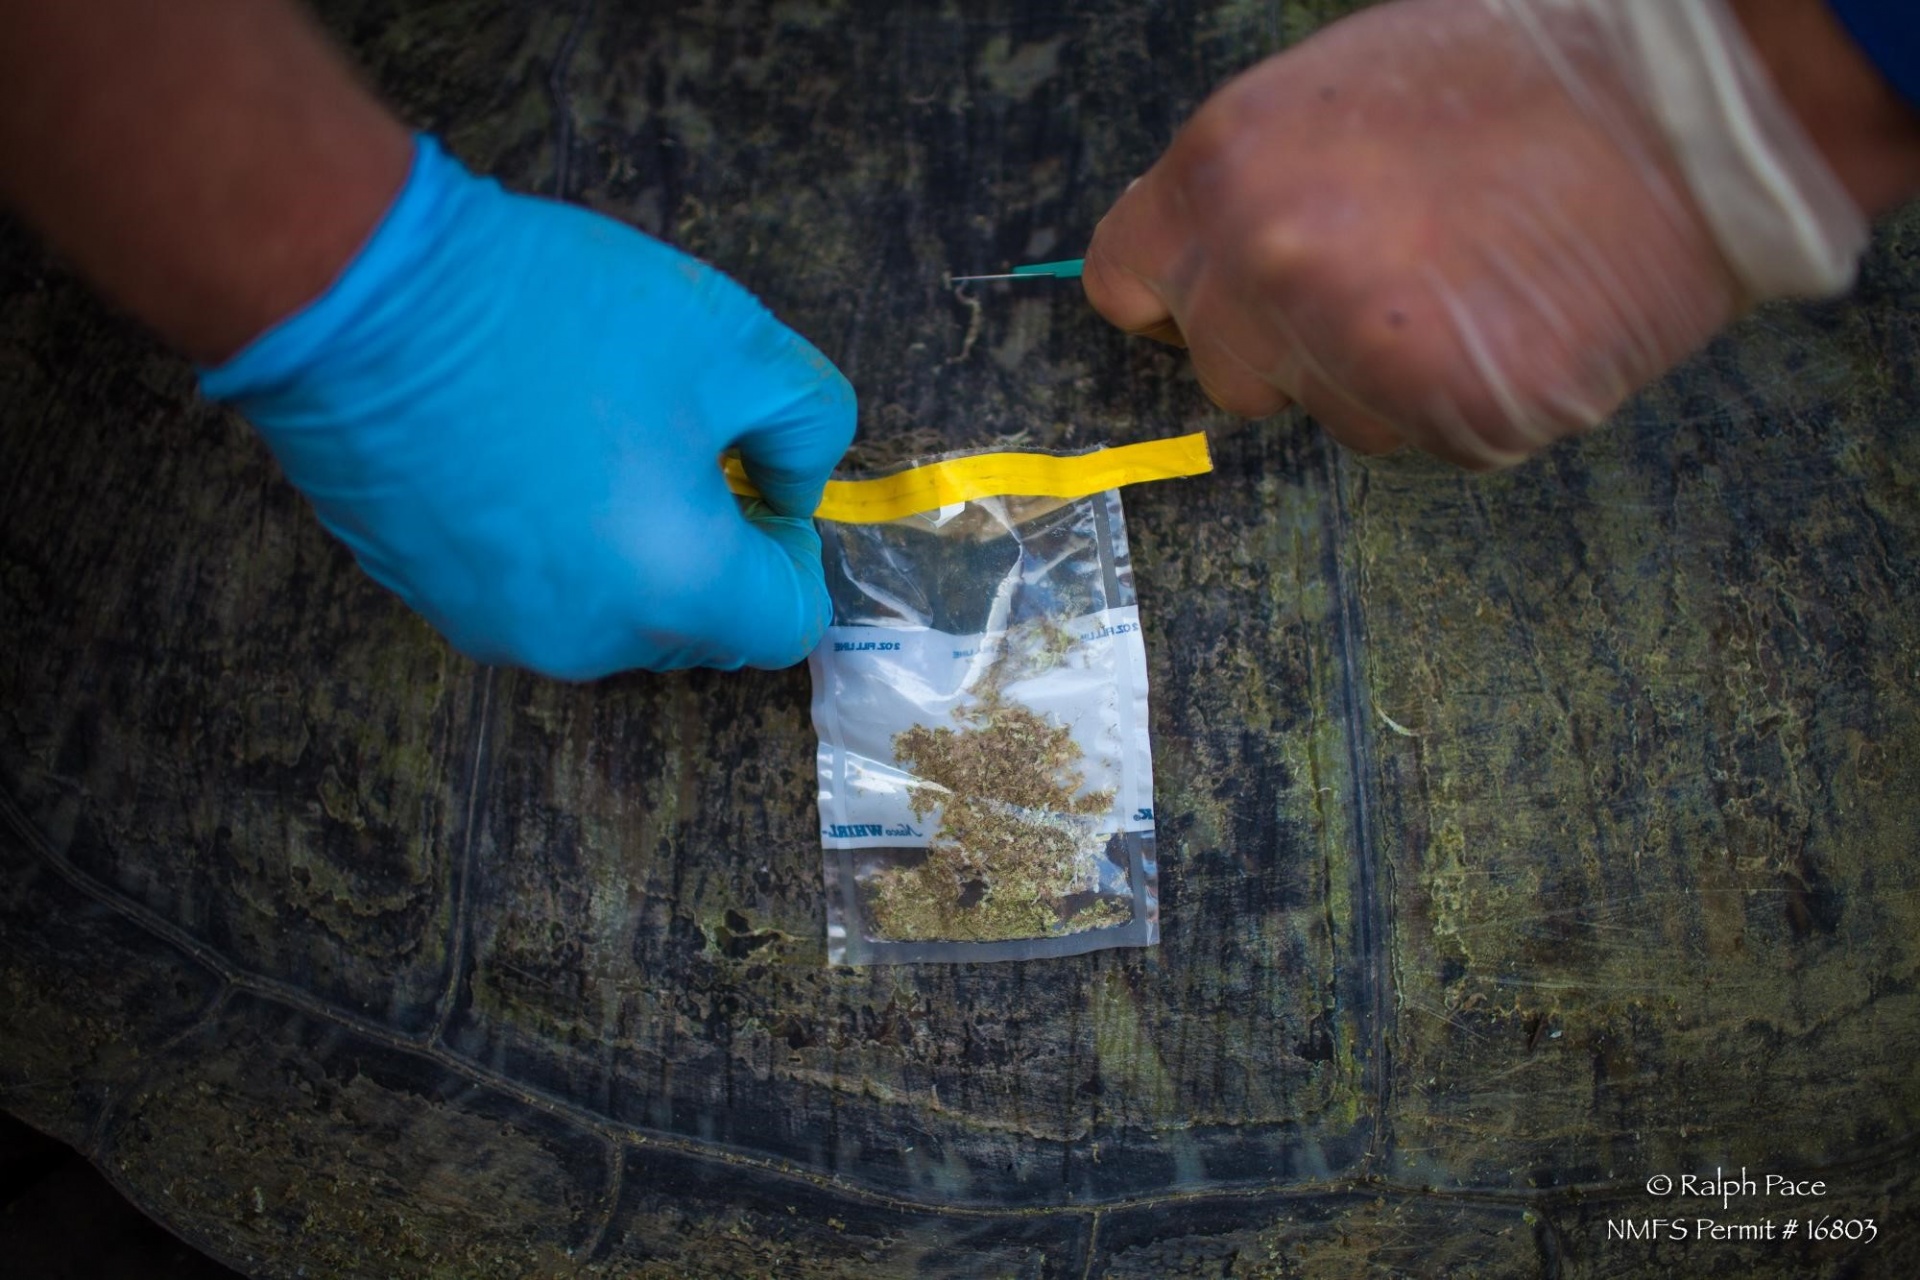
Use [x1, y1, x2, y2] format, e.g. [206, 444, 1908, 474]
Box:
[4, 1, 1920, 1276]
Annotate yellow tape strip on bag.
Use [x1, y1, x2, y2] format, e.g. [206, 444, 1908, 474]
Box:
[723, 431, 1213, 524]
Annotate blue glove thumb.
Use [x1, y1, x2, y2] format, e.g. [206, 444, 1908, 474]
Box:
[199, 135, 855, 679]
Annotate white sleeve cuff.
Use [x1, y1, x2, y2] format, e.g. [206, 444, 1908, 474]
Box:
[1611, 0, 1869, 298]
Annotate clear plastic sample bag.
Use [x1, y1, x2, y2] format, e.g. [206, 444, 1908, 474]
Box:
[783, 435, 1212, 965]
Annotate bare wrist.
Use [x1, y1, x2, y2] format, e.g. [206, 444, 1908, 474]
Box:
[0, 1, 413, 364]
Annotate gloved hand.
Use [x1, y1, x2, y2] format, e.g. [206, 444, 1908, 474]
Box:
[1083, 0, 1869, 468]
[201, 135, 854, 679]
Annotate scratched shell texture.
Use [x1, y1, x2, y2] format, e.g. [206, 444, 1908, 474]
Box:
[2, 0, 1918, 1275]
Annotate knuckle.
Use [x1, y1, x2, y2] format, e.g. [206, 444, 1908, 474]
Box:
[1242, 222, 1320, 290]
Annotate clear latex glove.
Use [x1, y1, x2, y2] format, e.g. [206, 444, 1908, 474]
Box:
[202, 136, 855, 679]
[1083, 0, 1869, 468]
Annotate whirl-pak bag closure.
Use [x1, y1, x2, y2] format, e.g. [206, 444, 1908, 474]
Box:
[727, 433, 1212, 965]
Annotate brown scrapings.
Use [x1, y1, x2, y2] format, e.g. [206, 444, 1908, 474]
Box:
[867, 692, 1120, 943]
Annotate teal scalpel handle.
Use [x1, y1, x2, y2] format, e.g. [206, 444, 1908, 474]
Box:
[948, 257, 1086, 283]
[1011, 258, 1085, 279]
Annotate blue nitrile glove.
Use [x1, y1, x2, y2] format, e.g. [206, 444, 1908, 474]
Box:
[200, 135, 854, 679]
